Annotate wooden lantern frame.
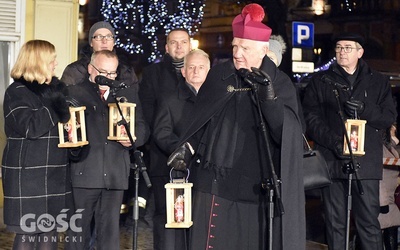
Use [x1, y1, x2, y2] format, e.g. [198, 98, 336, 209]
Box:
[58, 107, 88, 148]
[108, 102, 136, 141]
[343, 119, 367, 156]
[165, 173, 193, 228]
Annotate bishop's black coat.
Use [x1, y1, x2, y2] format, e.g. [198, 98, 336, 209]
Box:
[176, 58, 306, 250]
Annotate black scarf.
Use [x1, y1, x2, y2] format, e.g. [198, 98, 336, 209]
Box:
[201, 75, 245, 177]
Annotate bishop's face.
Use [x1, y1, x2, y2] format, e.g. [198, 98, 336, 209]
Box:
[232, 37, 267, 71]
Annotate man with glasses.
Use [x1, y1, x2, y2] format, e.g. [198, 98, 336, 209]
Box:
[302, 33, 396, 250]
[90, 63, 117, 77]
[66, 50, 148, 249]
[61, 21, 149, 232]
[61, 21, 139, 88]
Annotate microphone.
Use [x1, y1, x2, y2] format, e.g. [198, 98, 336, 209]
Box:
[321, 75, 349, 91]
[95, 75, 128, 89]
[238, 68, 270, 86]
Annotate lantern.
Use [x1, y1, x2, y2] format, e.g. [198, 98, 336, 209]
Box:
[165, 169, 193, 228]
[58, 107, 88, 148]
[108, 102, 136, 141]
[343, 119, 367, 156]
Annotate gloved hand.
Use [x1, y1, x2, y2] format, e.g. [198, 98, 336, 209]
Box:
[167, 142, 194, 171]
[333, 140, 344, 158]
[35, 80, 70, 123]
[46, 91, 70, 123]
[345, 99, 365, 118]
[332, 139, 351, 160]
[250, 67, 275, 101]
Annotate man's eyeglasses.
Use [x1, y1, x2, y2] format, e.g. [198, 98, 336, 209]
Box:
[90, 64, 117, 78]
[334, 46, 359, 53]
[92, 35, 114, 41]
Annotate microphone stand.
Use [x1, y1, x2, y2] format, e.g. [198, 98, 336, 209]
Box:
[109, 87, 152, 250]
[246, 79, 284, 250]
[332, 89, 364, 250]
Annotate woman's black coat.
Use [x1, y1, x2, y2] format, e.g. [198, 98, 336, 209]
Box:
[2, 78, 72, 231]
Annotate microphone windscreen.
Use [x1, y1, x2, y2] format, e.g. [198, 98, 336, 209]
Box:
[95, 75, 107, 85]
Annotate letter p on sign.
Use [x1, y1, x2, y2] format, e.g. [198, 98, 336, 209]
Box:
[292, 22, 314, 48]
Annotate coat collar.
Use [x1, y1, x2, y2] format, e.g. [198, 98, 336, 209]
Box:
[19, 76, 63, 96]
[177, 81, 197, 102]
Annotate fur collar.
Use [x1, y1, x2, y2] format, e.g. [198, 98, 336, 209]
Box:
[19, 77, 66, 96]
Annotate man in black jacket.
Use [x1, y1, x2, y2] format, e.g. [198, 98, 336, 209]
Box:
[61, 20, 146, 228]
[167, 4, 305, 250]
[151, 49, 210, 249]
[302, 33, 397, 250]
[153, 49, 211, 155]
[138, 27, 192, 250]
[67, 50, 148, 249]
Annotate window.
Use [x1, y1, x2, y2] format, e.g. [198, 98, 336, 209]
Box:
[0, 42, 11, 87]
[0, 0, 25, 86]
[0, 0, 25, 177]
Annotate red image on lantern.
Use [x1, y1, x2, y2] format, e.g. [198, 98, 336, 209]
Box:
[174, 195, 184, 222]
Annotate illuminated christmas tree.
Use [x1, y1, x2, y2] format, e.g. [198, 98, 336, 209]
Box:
[101, 0, 205, 63]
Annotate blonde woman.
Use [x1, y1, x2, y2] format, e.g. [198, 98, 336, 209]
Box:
[2, 40, 71, 250]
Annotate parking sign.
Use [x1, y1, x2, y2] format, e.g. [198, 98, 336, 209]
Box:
[292, 22, 314, 48]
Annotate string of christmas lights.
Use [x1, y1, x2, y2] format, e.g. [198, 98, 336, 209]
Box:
[293, 57, 336, 83]
[343, 0, 354, 12]
[101, 0, 205, 63]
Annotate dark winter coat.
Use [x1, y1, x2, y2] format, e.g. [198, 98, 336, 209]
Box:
[177, 58, 306, 250]
[67, 78, 149, 190]
[302, 59, 397, 179]
[153, 81, 197, 155]
[2, 77, 72, 232]
[139, 54, 185, 177]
